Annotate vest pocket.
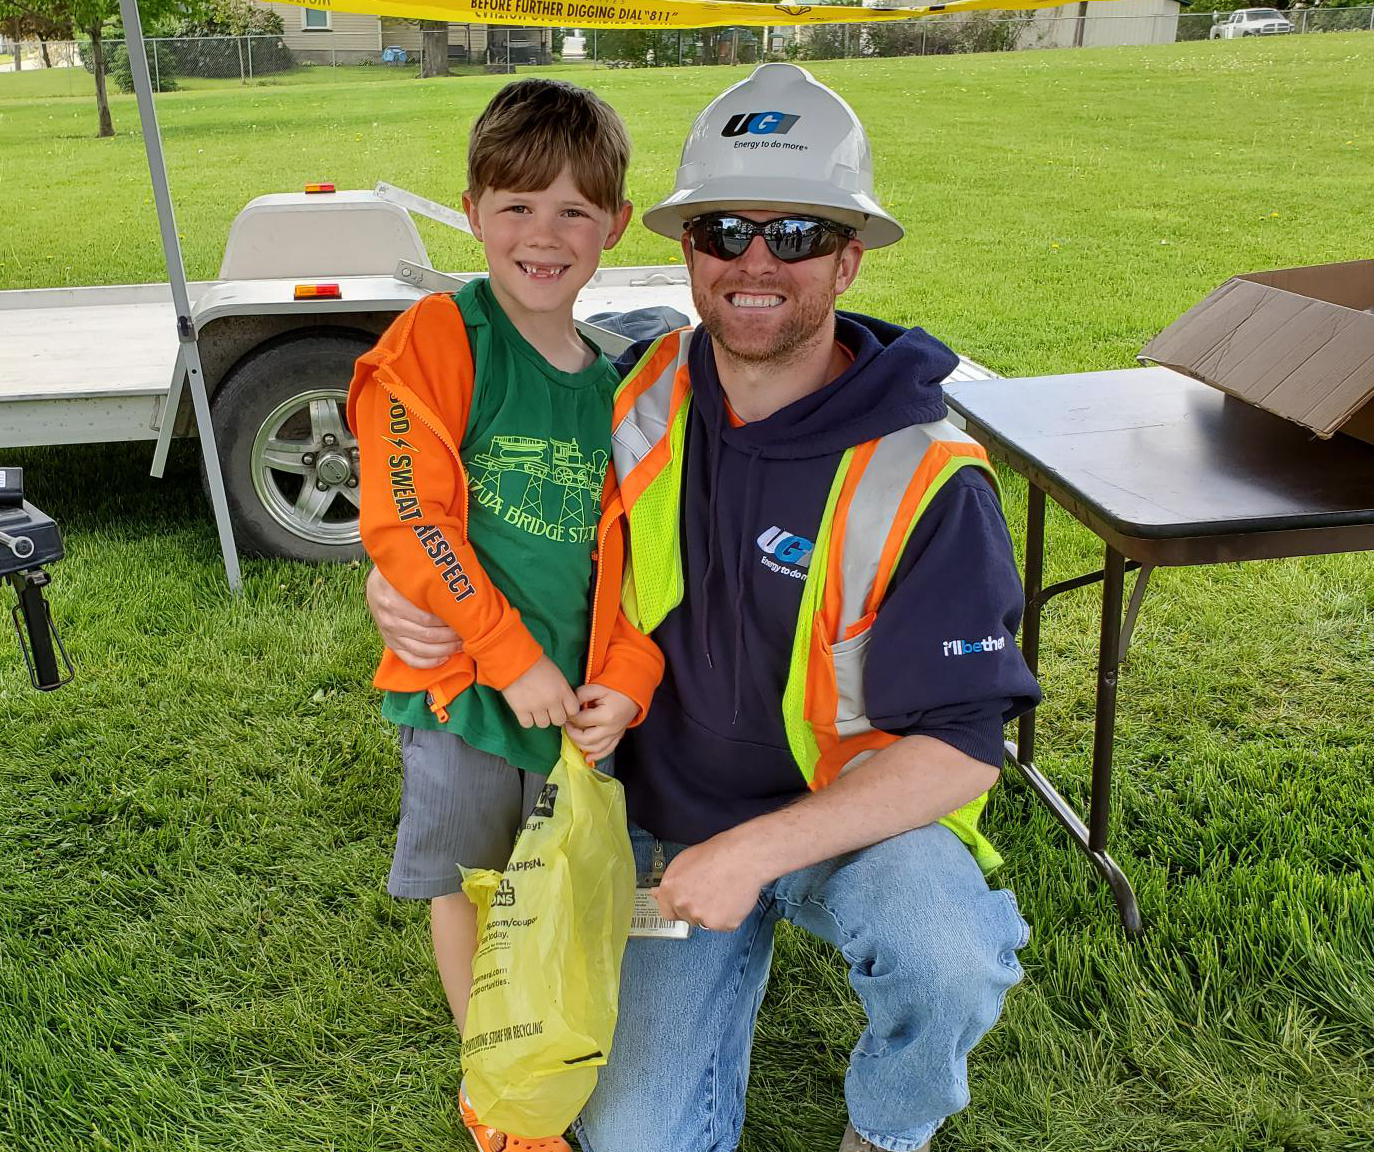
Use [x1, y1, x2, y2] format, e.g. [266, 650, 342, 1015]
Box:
[826, 628, 872, 731]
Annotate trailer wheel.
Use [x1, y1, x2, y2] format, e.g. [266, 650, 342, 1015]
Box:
[209, 331, 374, 563]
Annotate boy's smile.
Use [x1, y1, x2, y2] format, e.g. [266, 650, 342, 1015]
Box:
[517, 261, 569, 281]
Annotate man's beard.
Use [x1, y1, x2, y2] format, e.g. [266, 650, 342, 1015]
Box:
[693, 279, 836, 366]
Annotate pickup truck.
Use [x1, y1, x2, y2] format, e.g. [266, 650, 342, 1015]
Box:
[0, 183, 993, 564]
[1209, 8, 1295, 38]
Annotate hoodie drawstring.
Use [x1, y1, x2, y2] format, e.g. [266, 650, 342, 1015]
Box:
[730, 446, 763, 726]
[698, 395, 728, 669]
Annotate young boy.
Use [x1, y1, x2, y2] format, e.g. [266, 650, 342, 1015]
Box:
[346, 79, 663, 1152]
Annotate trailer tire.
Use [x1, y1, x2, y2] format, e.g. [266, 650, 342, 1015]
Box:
[208, 331, 374, 563]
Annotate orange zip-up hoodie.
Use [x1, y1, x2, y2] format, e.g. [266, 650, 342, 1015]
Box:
[347, 292, 663, 725]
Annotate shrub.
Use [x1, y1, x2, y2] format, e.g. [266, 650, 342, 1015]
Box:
[111, 42, 180, 92]
[81, 39, 179, 92]
[795, 13, 1030, 60]
[868, 14, 1029, 57]
[164, 0, 294, 77]
[170, 0, 285, 37]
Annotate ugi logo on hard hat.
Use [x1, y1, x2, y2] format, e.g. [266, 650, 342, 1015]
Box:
[722, 112, 800, 138]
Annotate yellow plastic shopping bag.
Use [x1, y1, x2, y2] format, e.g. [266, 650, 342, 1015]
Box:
[460, 733, 635, 1137]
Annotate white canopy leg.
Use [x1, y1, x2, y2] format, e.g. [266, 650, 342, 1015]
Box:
[118, 0, 242, 591]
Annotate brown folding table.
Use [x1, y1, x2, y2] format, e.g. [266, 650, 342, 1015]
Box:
[943, 366, 1374, 934]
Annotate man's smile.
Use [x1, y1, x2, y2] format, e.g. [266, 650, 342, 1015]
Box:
[726, 291, 786, 309]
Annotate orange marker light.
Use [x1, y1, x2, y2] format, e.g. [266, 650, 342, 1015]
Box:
[304, 183, 336, 194]
[294, 283, 342, 300]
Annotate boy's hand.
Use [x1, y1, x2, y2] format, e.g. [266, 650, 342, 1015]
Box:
[501, 656, 579, 729]
[565, 683, 639, 762]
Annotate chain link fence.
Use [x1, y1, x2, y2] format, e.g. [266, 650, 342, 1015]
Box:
[1, 11, 1370, 92]
[121, 35, 296, 92]
[575, 7, 1373, 65]
[0, 30, 549, 94]
[0, 35, 305, 95]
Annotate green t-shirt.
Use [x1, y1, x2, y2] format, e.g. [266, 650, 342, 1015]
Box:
[382, 278, 618, 773]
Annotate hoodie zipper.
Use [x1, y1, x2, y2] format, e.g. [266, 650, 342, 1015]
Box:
[583, 498, 616, 683]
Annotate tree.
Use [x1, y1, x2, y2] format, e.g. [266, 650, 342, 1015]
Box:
[415, 19, 448, 77]
[6, 0, 194, 136]
[1, 12, 23, 69]
[0, 6, 67, 68]
[74, 0, 120, 135]
[33, 10, 73, 64]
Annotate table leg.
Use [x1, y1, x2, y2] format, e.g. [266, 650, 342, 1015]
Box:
[1002, 513, 1144, 935]
[1090, 548, 1124, 852]
[1017, 485, 1046, 766]
[1089, 546, 1141, 933]
[1120, 564, 1154, 661]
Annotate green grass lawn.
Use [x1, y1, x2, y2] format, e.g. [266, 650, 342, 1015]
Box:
[3, 34, 1373, 1152]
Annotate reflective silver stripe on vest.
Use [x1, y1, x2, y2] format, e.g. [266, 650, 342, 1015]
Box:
[837, 419, 981, 636]
[611, 329, 692, 484]
[832, 419, 984, 741]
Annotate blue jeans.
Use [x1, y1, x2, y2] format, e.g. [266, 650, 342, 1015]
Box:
[574, 823, 1029, 1152]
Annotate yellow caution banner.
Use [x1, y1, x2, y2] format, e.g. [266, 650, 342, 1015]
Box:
[291, 0, 1114, 31]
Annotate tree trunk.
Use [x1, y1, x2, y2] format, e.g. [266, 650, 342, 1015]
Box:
[41, 39, 52, 67]
[419, 21, 449, 77]
[89, 26, 114, 138]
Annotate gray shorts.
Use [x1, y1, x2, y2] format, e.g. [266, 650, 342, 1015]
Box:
[387, 726, 546, 900]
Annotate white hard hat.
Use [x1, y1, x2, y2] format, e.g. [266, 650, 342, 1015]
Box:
[643, 62, 904, 250]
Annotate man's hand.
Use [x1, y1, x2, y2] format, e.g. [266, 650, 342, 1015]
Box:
[366, 567, 463, 669]
[651, 833, 767, 933]
[501, 656, 579, 729]
[565, 683, 639, 763]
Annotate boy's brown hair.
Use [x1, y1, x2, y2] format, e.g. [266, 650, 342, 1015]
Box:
[467, 79, 630, 214]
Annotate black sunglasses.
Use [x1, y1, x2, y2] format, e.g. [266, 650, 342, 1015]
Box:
[685, 214, 856, 264]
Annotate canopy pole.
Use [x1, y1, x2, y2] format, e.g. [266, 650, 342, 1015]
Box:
[119, 0, 243, 592]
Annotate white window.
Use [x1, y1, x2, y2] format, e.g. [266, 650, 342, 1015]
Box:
[302, 8, 331, 30]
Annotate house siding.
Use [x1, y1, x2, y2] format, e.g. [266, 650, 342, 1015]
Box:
[246, 3, 546, 64]
[256, 3, 380, 53]
[1026, 0, 1181, 49]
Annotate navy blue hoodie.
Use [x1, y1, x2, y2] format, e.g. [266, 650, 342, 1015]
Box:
[614, 313, 1041, 846]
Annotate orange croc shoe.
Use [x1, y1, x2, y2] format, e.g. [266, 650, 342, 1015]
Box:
[458, 1087, 572, 1152]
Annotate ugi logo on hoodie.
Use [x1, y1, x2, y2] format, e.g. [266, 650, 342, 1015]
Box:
[757, 526, 814, 580]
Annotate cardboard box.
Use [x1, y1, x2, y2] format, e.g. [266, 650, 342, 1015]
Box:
[1139, 259, 1374, 446]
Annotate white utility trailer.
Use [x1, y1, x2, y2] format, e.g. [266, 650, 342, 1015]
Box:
[0, 183, 698, 563]
[0, 181, 994, 565]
